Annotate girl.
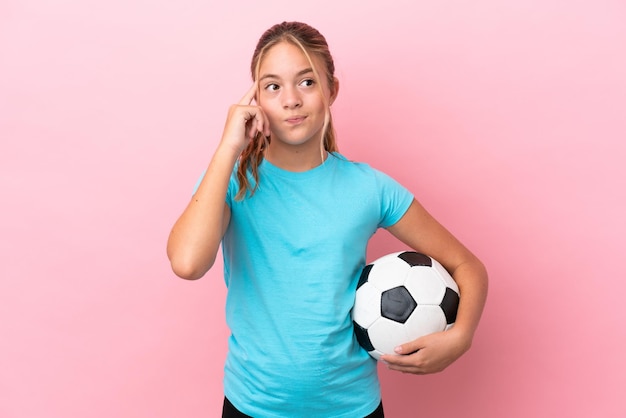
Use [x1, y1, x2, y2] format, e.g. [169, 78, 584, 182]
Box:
[167, 21, 488, 418]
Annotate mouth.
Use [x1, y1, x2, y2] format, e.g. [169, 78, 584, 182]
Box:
[285, 115, 307, 125]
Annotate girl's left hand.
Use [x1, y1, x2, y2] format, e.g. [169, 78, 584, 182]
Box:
[379, 328, 472, 375]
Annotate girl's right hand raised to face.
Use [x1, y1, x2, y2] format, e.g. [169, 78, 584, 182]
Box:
[221, 84, 271, 154]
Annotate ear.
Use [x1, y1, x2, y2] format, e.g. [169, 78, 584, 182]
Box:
[329, 77, 340, 105]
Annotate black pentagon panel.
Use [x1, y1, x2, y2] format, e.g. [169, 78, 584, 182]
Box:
[398, 251, 432, 267]
[353, 321, 374, 352]
[357, 264, 373, 290]
[440, 287, 460, 324]
[381, 286, 417, 323]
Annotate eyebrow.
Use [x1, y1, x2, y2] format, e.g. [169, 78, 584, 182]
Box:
[259, 67, 314, 82]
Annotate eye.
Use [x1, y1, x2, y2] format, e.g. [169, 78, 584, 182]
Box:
[300, 79, 315, 87]
[264, 83, 280, 92]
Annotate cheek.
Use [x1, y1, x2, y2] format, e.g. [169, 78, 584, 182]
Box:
[261, 106, 283, 130]
[307, 91, 329, 111]
[258, 96, 279, 113]
[265, 110, 282, 125]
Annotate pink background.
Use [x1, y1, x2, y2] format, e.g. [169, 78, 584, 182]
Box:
[2, 0, 625, 417]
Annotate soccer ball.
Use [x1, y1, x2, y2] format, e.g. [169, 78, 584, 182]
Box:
[352, 251, 460, 360]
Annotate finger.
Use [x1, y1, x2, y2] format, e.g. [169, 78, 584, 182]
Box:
[245, 118, 256, 141]
[387, 364, 424, 375]
[243, 111, 261, 140]
[259, 110, 271, 138]
[246, 107, 270, 139]
[380, 352, 419, 366]
[380, 352, 427, 374]
[393, 336, 425, 355]
[380, 356, 422, 373]
[239, 83, 258, 105]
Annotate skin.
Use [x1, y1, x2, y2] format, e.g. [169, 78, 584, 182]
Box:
[166, 40, 488, 375]
[382, 203, 488, 374]
[256, 41, 338, 171]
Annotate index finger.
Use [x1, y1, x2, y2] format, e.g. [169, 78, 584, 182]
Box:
[238, 83, 258, 105]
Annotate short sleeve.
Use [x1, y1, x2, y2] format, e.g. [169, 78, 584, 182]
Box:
[192, 171, 205, 195]
[374, 169, 414, 228]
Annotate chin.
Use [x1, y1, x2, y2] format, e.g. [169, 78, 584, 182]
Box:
[287, 139, 318, 148]
[273, 134, 316, 147]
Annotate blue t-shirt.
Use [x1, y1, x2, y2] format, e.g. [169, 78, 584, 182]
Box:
[217, 152, 413, 417]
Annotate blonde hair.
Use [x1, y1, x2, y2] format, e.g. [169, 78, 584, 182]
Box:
[235, 22, 338, 200]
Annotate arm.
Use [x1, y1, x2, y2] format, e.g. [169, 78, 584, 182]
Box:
[380, 199, 488, 374]
[166, 145, 236, 280]
[166, 84, 270, 280]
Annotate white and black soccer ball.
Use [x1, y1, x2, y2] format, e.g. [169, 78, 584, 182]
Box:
[352, 251, 460, 360]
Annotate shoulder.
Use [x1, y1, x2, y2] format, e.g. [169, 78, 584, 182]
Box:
[329, 152, 400, 185]
[329, 152, 378, 175]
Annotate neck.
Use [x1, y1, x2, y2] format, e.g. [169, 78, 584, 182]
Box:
[264, 140, 327, 172]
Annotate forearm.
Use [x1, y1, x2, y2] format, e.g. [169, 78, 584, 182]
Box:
[449, 256, 488, 344]
[167, 143, 239, 279]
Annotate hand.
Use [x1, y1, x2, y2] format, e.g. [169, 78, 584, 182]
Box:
[221, 83, 271, 153]
[379, 328, 472, 375]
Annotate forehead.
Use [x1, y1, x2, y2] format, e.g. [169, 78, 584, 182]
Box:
[258, 41, 323, 78]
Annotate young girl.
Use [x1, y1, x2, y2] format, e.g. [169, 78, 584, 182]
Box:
[167, 21, 488, 418]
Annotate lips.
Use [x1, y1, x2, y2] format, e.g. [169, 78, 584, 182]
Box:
[285, 115, 307, 124]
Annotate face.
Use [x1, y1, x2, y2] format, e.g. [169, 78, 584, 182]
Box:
[256, 41, 336, 149]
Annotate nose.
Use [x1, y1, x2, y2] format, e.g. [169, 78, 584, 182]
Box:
[282, 86, 302, 109]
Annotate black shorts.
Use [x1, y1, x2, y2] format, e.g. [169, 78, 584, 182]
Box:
[222, 397, 384, 417]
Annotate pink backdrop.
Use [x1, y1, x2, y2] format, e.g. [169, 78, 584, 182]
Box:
[2, 0, 625, 417]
